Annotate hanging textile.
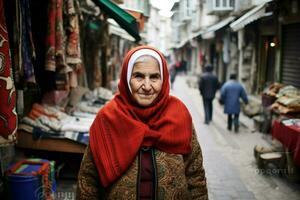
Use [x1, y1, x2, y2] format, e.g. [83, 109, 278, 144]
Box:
[20, 0, 36, 83]
[45, 0, 60, 71]
[0, 0, 17, 139]
[64, 0, 82, 88]
[45, 0, 67, 70]
[55, 0, 65, 67]
[65, 0, 82, 67]
[45, 0, 82, 89]
[3, 0, 21, 87]
[13, 0, 22, 86]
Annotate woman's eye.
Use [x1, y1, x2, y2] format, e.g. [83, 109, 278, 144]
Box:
[134, 74, 143, 80]
[150, 74, 160, 81]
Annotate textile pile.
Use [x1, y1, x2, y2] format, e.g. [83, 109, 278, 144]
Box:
[271, 85, 300, 115]
[18, 86, 114, 145]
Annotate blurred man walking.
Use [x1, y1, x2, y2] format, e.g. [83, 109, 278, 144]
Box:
[220, 73, 248, 132]
[198, 64, 219, 124]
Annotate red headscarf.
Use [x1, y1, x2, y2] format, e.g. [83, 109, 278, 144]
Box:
[89, 46, 192, 187]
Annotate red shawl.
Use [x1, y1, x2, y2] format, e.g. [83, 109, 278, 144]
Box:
[89, 46, 192, 187]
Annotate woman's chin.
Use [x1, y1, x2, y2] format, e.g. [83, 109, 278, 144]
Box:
[136, 98, 154, 107]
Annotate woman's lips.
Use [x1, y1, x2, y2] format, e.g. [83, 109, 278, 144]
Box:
[138, 93, 153, 98]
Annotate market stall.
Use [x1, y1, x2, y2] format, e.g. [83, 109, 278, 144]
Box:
[16, 87, 113, 153]
[272, 119, 300, 166]
[255, 83, 300, 181]
[270, 85, 300, 165]
[0, 0, 140, 198]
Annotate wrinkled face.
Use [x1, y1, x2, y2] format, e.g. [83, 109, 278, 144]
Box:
[130, 56, 162, 106]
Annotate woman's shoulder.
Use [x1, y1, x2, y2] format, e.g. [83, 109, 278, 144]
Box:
[169, 95, 184, 105]
[168, 96, 190, 112]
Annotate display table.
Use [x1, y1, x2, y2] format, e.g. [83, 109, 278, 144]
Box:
[272, 120, 300, 166]
[16, 131, 86, 154]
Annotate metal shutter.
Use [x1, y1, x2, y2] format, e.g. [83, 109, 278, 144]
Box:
[281, 23, 300, 88]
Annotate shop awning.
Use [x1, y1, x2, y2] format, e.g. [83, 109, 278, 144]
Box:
[172, 29, 205, 49]
[201, 16, 235, 39]
[191, 29, 204, 40]
[108, 19, 135, 41]
[230, 0, 273, 32]
[92, 0, 141, 42]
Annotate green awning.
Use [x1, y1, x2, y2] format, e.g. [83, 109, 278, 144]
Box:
[92, 0, 141, 42]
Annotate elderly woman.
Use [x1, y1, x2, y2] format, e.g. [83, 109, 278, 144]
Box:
[77, 46, 208, 200]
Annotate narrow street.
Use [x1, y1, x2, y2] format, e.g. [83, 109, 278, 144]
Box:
[2, 0, 300, 199]
[172, 75, 300, 200]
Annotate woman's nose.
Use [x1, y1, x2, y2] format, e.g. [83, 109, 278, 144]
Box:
[142, 78, 151, 90]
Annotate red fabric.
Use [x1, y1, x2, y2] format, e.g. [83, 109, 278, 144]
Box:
[45, 0, 56, 71]
[27, 103, 58, 120]
[0, 0, 17, 138]
[89, 46, 192, 187]
[272, 120, 300, 166]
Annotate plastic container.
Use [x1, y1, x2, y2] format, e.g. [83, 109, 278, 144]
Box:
[27, 158, 56, 193]
[6, 175, 39, 200]
[5, 160, 50, 200]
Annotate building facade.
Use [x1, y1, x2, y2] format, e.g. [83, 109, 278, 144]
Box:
[170, 0, 300, 95]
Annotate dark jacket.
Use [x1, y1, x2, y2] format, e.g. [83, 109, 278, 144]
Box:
[199, 72, 219, 99]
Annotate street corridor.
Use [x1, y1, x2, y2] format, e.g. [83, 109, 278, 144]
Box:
[172, 75, 300, 200]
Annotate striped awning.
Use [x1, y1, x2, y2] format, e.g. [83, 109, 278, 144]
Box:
[92, 0, 141, 42]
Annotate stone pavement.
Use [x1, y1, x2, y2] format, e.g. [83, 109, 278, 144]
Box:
[171, 75, 300, 200]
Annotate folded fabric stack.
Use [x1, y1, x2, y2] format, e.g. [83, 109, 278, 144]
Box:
[271, 85, 300, 116]
[262, 83, 284, 107]
[18, 86, 114, 145]
[66, 86, 113, 114]
[264, 83, 284, 97]
[276, 85, 300, 98]
[281, 118, 300, 128]
[19, 103, 94, 145]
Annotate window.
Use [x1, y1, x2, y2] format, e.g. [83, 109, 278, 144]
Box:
[186, 0, 191, 16]
[181, 0, 193, 21]
[213, 0, 234, 10]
